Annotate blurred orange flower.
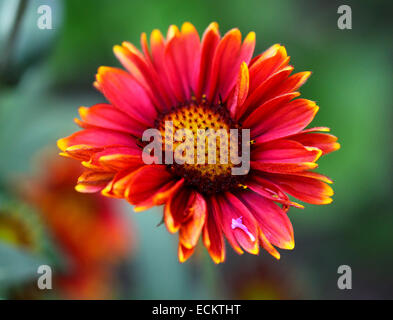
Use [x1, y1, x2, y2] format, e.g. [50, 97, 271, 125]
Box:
[0, 204, 43, 252]
[22, 153, 132, 299]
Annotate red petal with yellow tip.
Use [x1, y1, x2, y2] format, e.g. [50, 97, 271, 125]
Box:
[140, 32, 153, 65]
[164, 23, 200, 102]
[238, 65, 294, 118]
[248, 44, 289, 94]
[252, 99, 319, 143]
[76, 170, 114, 193]
[252, 140, 322, 164]
[77, 103, 147, 136]
[247, 174, 304, 209]
[264, 172, 334, 205]
[178, 243, 195, 263]
[251, 161, 318, 174]
[271, 71, 311, 97]
[202, 199, 225, 264]
[196, 22, 220, 99]
[58, 129, 138, 151]
[101, 168, 139, 198]
[259, 229, 281, 260]
[286, 171, 333, 184]
[89, 147, 144, 172]
[148, 29, 178, 107]
[289, 132, 341, 155]
[216, 193, 259, 255]
[125, 165, 182, 210]
[95, 67, 157, 126]
[243, 92, 300, 128]
[227, 62, 250, 118]
[113, 43, 170, 111]
[60, 145, 103, 161]
[165, 188, 198, 233]
[178, 192, 207, 249]
[207, 29, 255, 103]
[238, 191, 294, 250]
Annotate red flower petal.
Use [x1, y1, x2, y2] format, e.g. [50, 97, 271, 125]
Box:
[164, 22, 201, 103]
[76, 103, 146, 136]
[89, 147, 144, 172]
[248, 44, 289, 94]
[227, 62, 250, 119]
[59, 145, 103, 161]
[57, 129, 139, 159]
[247, 174, 304, 209]
[113, 43, 171, 111]
[249, 71, 311, 109]
[140, 32, 153, 65]
[251, 161, 318, 174]
[207, 29, 255, 103]
[252, 139, 322, 163]
[238, 65, 294, 119]
[148, 29, 178, 107]
[298, 126, 331, 133]
[196, 22, 220, 99]
[95, 66, 157, 126]
[101, 168, 139, 198]
[271, 71, 311, 97]
[216, 193, 259, 255]
[242, 92, 300, 128]
[178, 243, 195, 263]
[202, 199, 225, 264]
[289, 132, 341, 155]
[264, 172, 334, 205]
[238, 191, 294, 249]
[75, 170, 114, 193]
[164, 188, 193, 233]
[125, 165, 184, 211]
[149, 29, 165, 64]
[259, 229, 281, 259]
[251, 140, 321, 174]
[178, 192, 207, 249]
[252, 99, 319, 143]
[165, 188, 206, 240]
[286, 171, 333, 184]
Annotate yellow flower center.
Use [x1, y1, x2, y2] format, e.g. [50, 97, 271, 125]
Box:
[155, 99, 247, 194]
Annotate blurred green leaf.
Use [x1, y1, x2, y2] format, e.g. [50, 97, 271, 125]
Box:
[0, 242, 48, 288]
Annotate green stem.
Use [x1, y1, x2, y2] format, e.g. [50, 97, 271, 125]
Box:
[0, 0, 28, 84]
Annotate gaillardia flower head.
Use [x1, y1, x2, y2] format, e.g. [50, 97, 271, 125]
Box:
[58, 22, 340, 263]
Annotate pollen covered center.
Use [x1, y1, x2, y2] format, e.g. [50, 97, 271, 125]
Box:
[156, 100, 246, 194]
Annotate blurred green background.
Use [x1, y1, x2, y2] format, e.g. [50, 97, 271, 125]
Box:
[0, 0, 392, 299]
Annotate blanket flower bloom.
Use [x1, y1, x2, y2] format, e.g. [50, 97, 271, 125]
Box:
[58, 22, 339, 263]
[23, 154, 131, 299]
